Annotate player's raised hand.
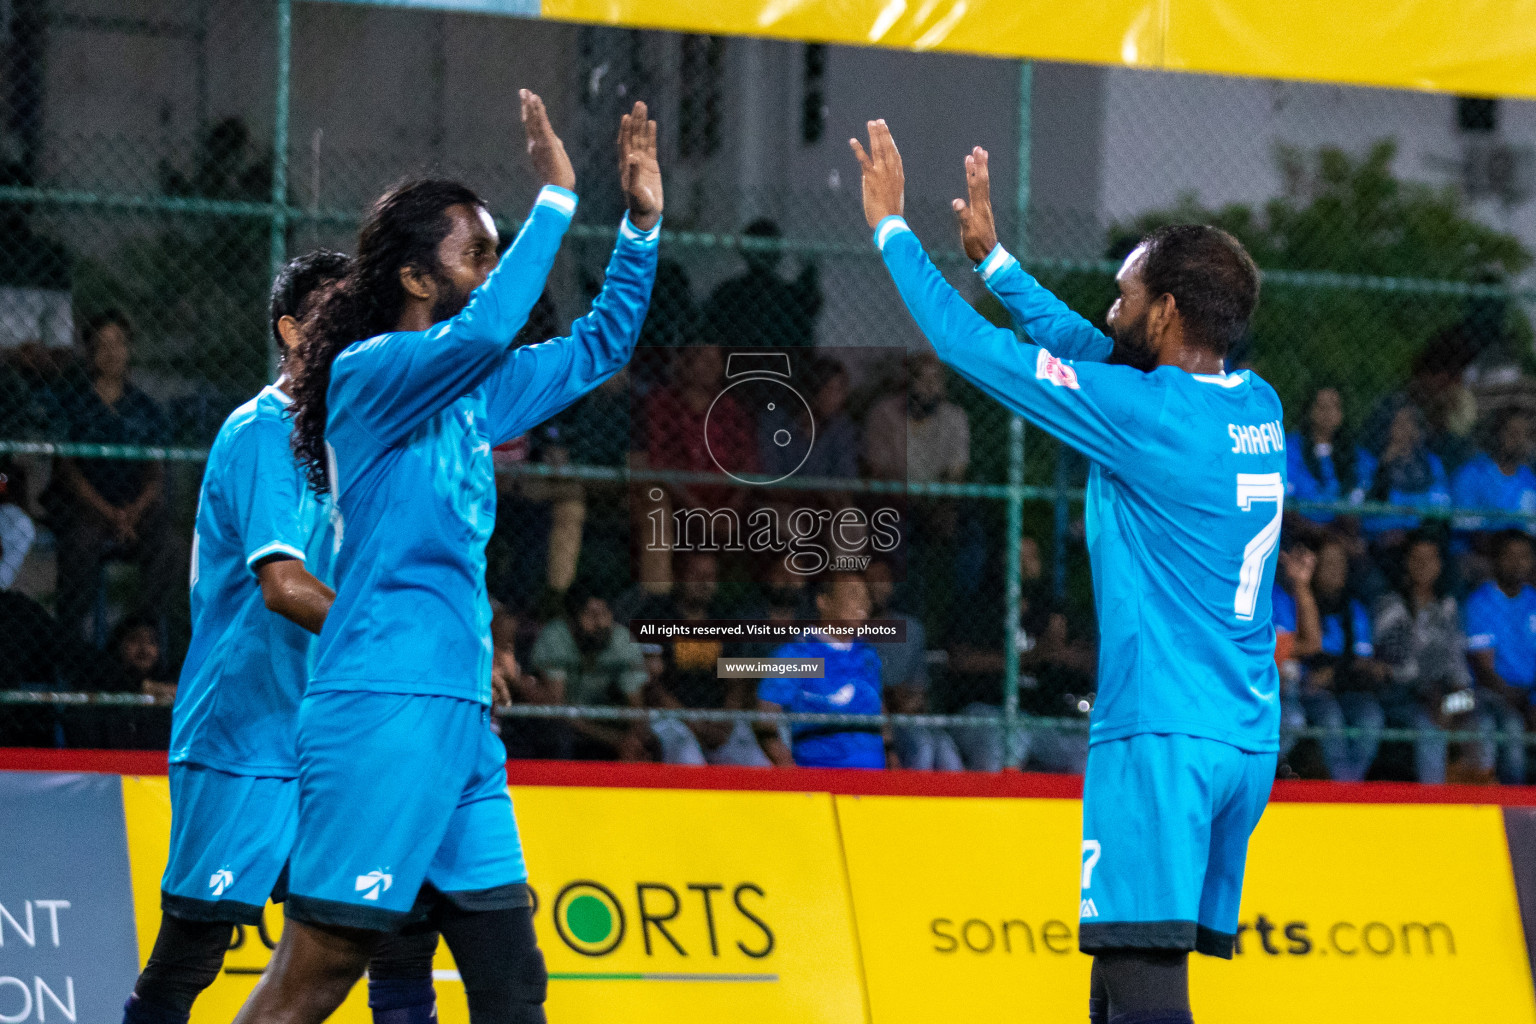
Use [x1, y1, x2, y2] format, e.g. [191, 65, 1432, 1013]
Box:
[619, 101, 663, 231]
[849, 119, 905, 230]
[521, 89, 575, 192]
[953, 146, 999, 263]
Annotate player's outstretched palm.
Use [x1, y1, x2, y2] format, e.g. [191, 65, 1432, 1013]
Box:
[521, 89, 575, 192]
[619, 101, 663, 231]
[850, 119, 905, 230]
[953, 146, 999, 263]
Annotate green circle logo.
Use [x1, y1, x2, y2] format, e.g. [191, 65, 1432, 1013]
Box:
[553, 881, 625, 957]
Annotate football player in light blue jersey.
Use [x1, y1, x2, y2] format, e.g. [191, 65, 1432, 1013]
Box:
[124, 253, 441, 1024]
[853, 122, 1281, 1024]
[232, 95, 661, 1024]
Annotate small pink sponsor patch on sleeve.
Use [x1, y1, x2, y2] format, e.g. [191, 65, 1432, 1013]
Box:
[1035, 349, 1080, 390]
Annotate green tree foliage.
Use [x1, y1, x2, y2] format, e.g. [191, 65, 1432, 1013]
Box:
[1105, 140, 1531, 425]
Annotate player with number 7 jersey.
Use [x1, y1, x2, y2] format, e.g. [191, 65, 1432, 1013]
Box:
[853, 123, 1282, 1017]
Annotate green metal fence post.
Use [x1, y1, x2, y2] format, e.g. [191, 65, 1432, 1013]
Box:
[1002, 58, 1033, 769]
[269, 0, 293, 380]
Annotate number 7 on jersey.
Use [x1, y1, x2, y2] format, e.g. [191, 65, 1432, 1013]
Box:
[1234, 472, 1284, 622]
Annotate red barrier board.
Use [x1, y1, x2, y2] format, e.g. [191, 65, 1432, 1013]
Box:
[9, 747, 1536, 804]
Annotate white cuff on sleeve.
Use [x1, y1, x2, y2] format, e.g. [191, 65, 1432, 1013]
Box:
[246, 540, 306, 571]
[977, 243, 1017, 283]
[874, 215, 912, 251]
[535, 185, 578, 220]
[619, 213, 662, 243]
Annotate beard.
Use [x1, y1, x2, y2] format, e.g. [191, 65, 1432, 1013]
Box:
[428, 272, 474, 325]
[1108, 310, 1159, 372]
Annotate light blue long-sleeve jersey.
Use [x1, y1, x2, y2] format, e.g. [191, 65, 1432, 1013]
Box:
[171, 385, 330, 777]
[312, 187, 659, 705]
[877, 218, 1283, 752]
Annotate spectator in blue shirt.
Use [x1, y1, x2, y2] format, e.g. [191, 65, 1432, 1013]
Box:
[47, 311, 178, 643]
[1285, 532, 1393, 781]
[1287, 386, 1366, 526]
[1358, 402, 1451, 543]
[1466, 531, 1536, 756]
[756, 571, 887, 769]
[1452, 408, 1536, 538]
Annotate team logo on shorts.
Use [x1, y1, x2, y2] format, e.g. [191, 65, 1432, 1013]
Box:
[355, 870, 394, 901]
[552, 881, 627, 957]
[1080, 898, 1099, 919]
[209, 869, 234, 897]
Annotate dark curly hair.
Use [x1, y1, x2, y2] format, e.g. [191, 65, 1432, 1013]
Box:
[270, 249, 350, 358]
[288, 178, 485, 494]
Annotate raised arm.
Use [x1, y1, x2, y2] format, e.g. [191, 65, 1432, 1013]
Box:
[334, 91, 578, 446]
[954, 147, 1112, 363]
[483, 216, 658, 444]
[483, 101, 663, 445]
[852, 121, 1154, 469]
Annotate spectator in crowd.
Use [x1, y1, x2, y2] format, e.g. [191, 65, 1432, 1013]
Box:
[865, 352, 970, 627]
[1364, 327, 1482, 472]
[48, 310, 177, 643]
[1273, 546, 1316, 768]
[948, 536, 1094, 773]
[640, 345, 756, 584]
[758, 355, 859, 483]
[640, 641, 709, 765]
[62, 611, 175, 749]
[868, 557, 961, 771]
[0, 348, 63, 441]
[528, 583, 650, 760]
[1286, 386, 1366, 528]
[636, 551, 771, 766]
[756, 571, 887, 768]
[632, 259, 697, 393]
[701, 218, 822, 349]
[1451, 407, 1536, 537]
[0, 525, 68, 744]
[492, 602, 573, 761]
[0, 458, 35, 590]
[545, 368, 634, 596]
[1358, 402, 1451, 544]
[863, 351, 969, 486]
[1279, 532, 1393, 781]
[1466, 531, 1536, 756]
[1374, 532, 1521, 784]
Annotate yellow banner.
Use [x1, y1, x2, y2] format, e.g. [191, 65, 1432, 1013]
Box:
[836, 794, 1536, 1023]
[121, 778, 867, 1024]
[536, 0, 1536, 99]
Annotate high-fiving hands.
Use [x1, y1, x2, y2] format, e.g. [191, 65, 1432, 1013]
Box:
[850, 119, 905, 230]
[953, 146, 999, 263]
[619, 101, 663, 231]
[520, 89, 576, 192]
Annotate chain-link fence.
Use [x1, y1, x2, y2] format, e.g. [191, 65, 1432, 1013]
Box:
[4, 1, 1536, 783]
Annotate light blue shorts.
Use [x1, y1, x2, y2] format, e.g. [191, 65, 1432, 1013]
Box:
[286, 691, 529, 931]
[1078, 733, 1273, 958]
[162, 762, 296, 925]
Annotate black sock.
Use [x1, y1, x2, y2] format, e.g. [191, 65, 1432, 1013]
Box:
[122, 994, 190, 1024]
[1089, 954, 1110, 1024]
